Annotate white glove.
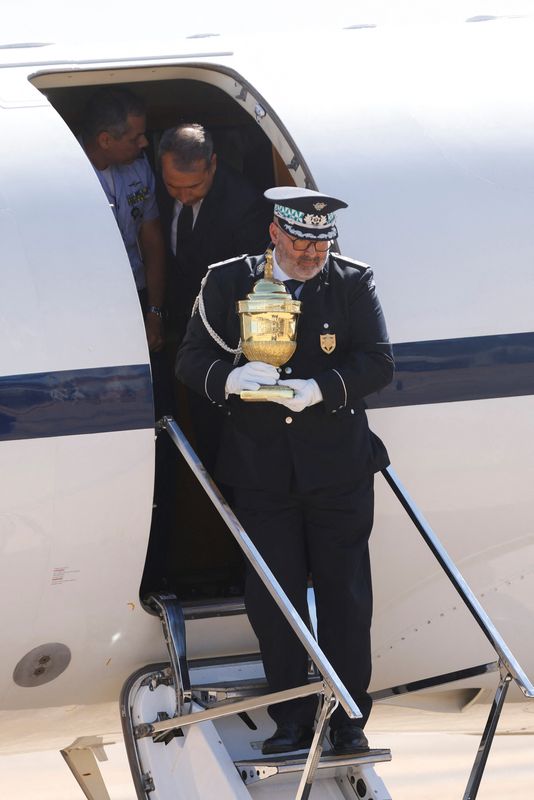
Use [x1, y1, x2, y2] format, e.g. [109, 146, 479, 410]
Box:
[225, 361, 280, 395]
[271, 378, 323, 412]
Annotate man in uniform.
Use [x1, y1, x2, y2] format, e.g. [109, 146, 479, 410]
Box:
[81, 87, 166, 360]
[175, 187, 394, 755]
[82, 88, 171, 591]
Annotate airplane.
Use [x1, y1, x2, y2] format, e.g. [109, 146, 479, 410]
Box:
[1, 7, 533, 798]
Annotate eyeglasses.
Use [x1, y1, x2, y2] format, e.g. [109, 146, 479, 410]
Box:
[275, 222, 332, 252]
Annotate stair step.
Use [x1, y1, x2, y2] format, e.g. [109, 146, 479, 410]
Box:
[235, 748, 391, 785]
[182, 598, 246, 620]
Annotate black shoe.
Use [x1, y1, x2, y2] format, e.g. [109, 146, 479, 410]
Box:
[330, 724, 369, 755]
[262, 723, 314, 755]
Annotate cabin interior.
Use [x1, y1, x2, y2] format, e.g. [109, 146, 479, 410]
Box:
[31, 65, 309, 605]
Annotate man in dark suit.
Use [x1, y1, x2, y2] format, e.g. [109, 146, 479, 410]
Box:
[158, 123, 271, 345]
[176, 188, 394, 755]
[158, 123, 271, 473]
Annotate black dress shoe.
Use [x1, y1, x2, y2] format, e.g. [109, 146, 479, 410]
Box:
[330, 724, 369, 755]
[262, 723, 314, 755]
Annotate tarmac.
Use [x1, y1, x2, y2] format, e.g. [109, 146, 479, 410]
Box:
[2, 703, 533, 798]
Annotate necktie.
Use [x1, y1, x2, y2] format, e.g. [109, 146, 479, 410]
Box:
[284, 279, 303, 298]
[175, 203, 194, 254]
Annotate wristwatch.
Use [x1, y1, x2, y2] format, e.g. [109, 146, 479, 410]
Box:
[147, 305, 165, 319]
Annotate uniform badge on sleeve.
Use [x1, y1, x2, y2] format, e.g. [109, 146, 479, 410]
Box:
[320, 333, 336, 354]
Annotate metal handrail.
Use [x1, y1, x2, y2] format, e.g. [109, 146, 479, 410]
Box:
[463, 666, 512, 800]
[382, 464, 534, 799]
[382, 465, 534, 698]
[150, 424, 532, 800]
[134, 681, 325, 738]
[159, 416, 361, 721]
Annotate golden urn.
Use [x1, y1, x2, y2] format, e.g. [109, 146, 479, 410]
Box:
[237, 249, 301, 401]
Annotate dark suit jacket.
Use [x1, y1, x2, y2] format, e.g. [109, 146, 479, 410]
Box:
[158, 161, 272, 342]
[175, 252, 394, 492]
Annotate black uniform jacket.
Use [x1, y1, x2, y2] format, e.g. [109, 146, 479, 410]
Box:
[176, 252, 394, 492]
[158, 162, 271, 339]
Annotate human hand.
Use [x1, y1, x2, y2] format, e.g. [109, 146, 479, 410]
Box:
[225, 361, 280, 395]
[145, 314, 165, 352]
[270, 379, 323, 412]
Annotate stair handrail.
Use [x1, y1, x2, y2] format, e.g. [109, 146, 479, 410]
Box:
[382, 465, 534, 698]
[159, 416, 362, 721]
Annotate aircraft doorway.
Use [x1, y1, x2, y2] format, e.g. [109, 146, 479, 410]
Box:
[31, 64, 313, 603]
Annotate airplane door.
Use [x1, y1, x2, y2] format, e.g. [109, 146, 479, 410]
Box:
[0, 73, 162, 711]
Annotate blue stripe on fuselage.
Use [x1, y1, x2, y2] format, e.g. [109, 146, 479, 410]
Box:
[1, 332, 533, 442]
[368, 331, 534, 409]
[0, 364, 154, 442]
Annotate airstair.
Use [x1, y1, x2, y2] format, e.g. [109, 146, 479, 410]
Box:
[116, 417, 534, 800]
[121, 592, 392, 799]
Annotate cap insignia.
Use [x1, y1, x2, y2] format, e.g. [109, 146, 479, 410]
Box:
[303, 212, 335, 227]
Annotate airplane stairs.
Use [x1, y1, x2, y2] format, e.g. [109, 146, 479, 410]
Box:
[61, 417, 534, 798]
[119, 592, 392, 800]
[116, 416, 534, 800]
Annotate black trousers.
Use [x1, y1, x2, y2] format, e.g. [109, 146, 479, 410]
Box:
[234, 475, 374, 731]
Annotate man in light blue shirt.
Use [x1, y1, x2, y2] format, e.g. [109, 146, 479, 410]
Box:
[81, 87, 166, 354]
[81, 88, 173, 594]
